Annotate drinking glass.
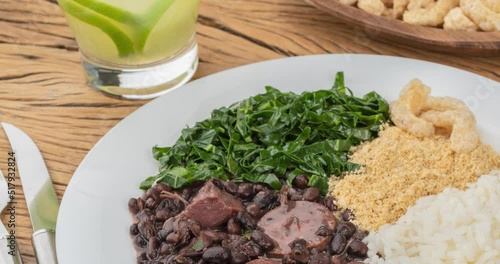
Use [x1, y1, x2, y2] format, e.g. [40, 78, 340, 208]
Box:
[57, 0, 200, 99]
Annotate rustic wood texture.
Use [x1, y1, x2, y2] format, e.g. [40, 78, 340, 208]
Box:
[306, 0, 500, 56]
[0, 0, 498, 263]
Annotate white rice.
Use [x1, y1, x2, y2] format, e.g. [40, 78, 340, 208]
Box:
[363, 171, 500, 264]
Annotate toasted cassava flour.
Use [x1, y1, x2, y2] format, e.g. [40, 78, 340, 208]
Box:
[331, 125, 500, 231]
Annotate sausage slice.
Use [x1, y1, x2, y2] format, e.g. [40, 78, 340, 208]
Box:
[257, 201, 337, 257]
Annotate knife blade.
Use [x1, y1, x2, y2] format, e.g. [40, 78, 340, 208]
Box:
[0, 168, 23, 264]
[2, 123, 59, 264]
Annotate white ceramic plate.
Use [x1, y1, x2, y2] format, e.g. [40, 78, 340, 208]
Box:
[56, 54, 500, 264]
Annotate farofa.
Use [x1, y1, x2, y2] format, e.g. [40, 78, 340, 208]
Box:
[331, 125, 500, 231]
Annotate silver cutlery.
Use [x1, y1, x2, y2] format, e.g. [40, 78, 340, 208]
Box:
[3, 123, 59, 264]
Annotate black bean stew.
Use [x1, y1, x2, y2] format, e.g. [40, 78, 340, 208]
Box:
[128, 178, 368, 264]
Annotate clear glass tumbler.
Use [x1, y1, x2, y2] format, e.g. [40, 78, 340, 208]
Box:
[57, 0, 200, 99]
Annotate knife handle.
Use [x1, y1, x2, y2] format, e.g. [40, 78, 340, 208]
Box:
[32, 229, 58, 264]
[0, 235, 23, 264]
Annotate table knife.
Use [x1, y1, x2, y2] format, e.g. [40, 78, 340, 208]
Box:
[0, 168, 23, 264]
[2, 123, 59, 264]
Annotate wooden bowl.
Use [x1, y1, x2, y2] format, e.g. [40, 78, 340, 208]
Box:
[305, 0, 500, 56]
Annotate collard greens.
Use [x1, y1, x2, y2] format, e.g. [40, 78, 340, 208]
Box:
[140, 72, 390, 195]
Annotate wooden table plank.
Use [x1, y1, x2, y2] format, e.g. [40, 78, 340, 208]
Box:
[0, 0, 498, 263]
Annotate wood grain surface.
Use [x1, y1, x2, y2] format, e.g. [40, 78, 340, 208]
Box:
[0, 0, 498, 263]
[306, 0, 500, 56]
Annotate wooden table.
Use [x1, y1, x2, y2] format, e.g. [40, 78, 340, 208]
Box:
[0, 0, 498, 263]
